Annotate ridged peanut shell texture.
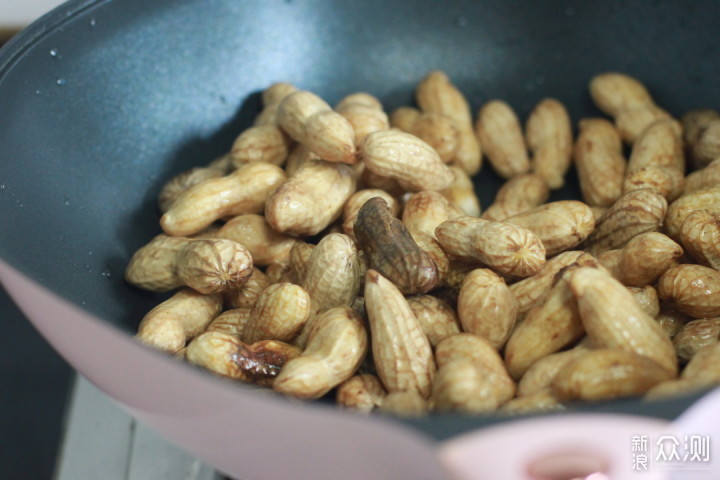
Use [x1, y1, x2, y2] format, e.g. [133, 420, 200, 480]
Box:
[360, 129, 454, 192]
[583, 188, 668, 256]
[274, 307, 368, 399]
[665, 187, 720, 240]
[435, 216, 546, 278]
[136, 289, 223, 353]
[242, 283, 311, 344]
[658, 264, 720, 318]
[589, 72, 671, 143]
[125, 235, 253, 294]
[476, 100, 530, 179]
[160, 162, 286, 237]
[569, 267, 678, 377]
[526, 98, 573, 189]
[415, 70, 482, 175]
[302, 233, 362, 314]
[680, 210, 720, 269]
[364, 270, 435, 398]
[265, 159, 357, 236]
[504, 201, 595, 256]
[355, 197, 438, 294]
[457, 269, 517, 350]
[573, 118, 626, 207]
[552, 349, 672, 401]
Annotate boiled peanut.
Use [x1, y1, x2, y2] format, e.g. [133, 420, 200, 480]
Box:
[277, 90, 357, 164]
[684, 158, 720, 194]
[402, 190, 462, 239]
[265, 159, 356, 236]
[205, 308, 252, 338]
[476, 100, 530, 179]
[664, 186, 720, 240]
[157, 155, 232, 213]
[439, 166, 481, 217]
[681, 108, 719, 169]
[435, 334, 515, 404]
[526, 98, 573, 189]
[391, 107, 461, 163]
[410, 113, 461, 164]
[645, 343, 720, 400]
[264, 261, 294, 285]
[364, 270, 435, 398]
[589, 72, 671, 143]
[481, 173, 550, 222]
[573, 118, 626, 207]
[692, 120, 720, 170]
[509, 250, 597, 316]
[457, 269, 517, 350]
[672, 318, 720, 364]
[416, 70, 482, 175]
[378, 391, 429, 417]
[288, 241, 314, 285]
[407, 294, 461, 347]
[223, 268, 270, 308]
[125, 235, 253, 294]
[336, 374, 387, 413]
[623, 119, 684, 200]
[597, 232, 683, 286]
[136, 288, 223, 354]
[569, 266, 678, 376]
[505, 268, 584, 380]
[626, 119, 684, 172]
[284, 143, 319, 176]
[274, 306, 368, 399]
[499, 389, 565, 415]
[389, 106, 422, 132]
[342, 189, 399, 241]
[186, 332, 300, 386]
[504, 201, 595, 256]
[583, 188, 668, 256]
[552, 348, 673, 401]
[335, 93, 389, 146]
[242, 283, 311, 344]
[679, 209, 720, 270]
[435, 216, 546, 278]
[623, 165, 685, 202]
[517, 347, 590, 397]
[355, 197, 438, 294]
[302, 233, 362, 314]
[411, 232, 450, 287]
[655, 308, 690, 339]
[160, 162, 286, 236]
[431, 359, 501, 413]
[360, 129, 454, 192]
[628, 285, 660, 318]
[230, 124, 292, 168]
[217, 214, 297, 266]
[255, 82, 298, 125]
[658, 264, 720, 318]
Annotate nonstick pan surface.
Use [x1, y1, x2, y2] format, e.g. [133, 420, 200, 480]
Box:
[1, 0, 719, 477]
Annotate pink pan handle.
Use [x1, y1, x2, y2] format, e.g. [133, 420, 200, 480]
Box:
[439, 387, 720, 480]
[438, 414, 670, 480]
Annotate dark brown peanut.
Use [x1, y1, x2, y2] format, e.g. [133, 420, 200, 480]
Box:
[354, 197, 438, 294]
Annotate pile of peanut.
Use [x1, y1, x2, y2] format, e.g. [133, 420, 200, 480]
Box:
[125, 71, 720, 416]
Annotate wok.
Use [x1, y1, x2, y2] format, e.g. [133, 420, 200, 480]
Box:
[1, 1, 719, 478]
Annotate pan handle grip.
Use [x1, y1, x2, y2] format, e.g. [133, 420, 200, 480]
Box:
[437, 413, 669, 480]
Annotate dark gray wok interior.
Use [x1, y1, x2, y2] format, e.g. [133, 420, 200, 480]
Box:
[1, 0, 718, 439]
